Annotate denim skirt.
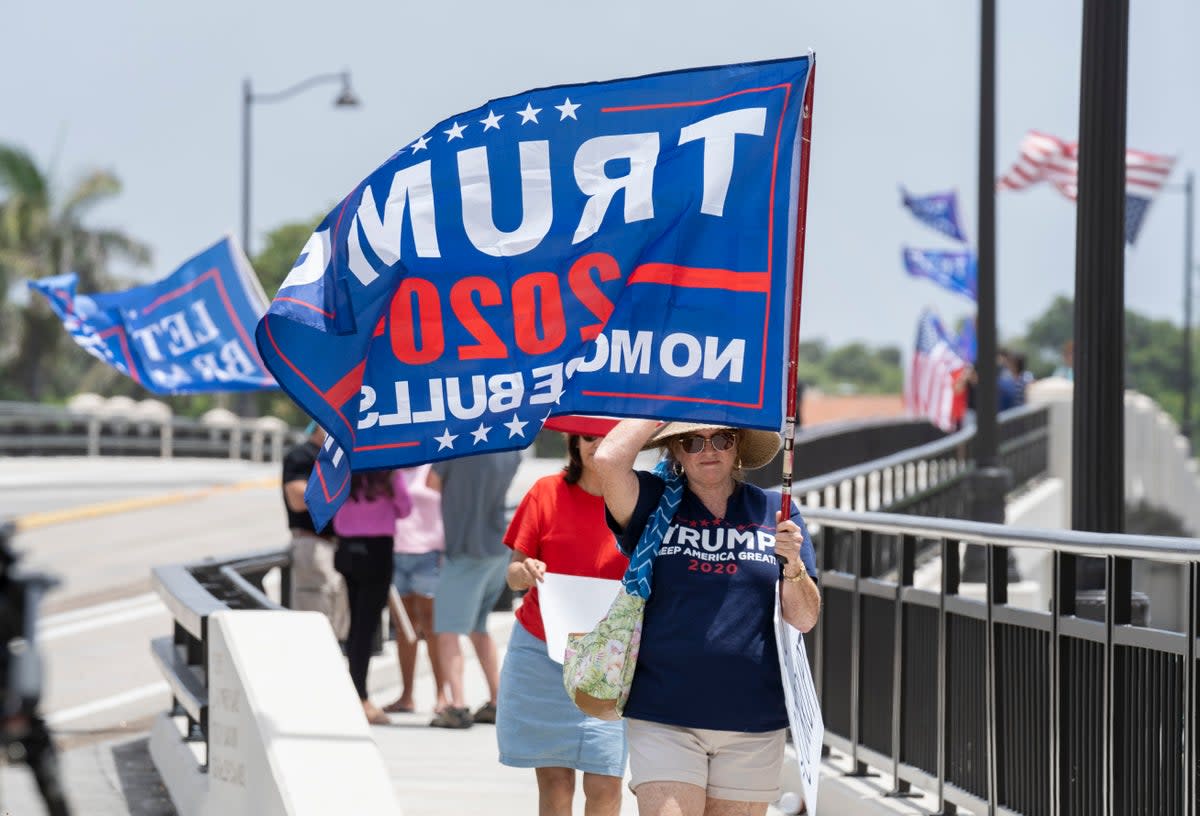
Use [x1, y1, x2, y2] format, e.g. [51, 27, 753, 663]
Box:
[497, 620, 628, 777]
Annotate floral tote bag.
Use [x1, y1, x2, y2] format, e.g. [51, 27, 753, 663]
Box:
[563, 464, 682, 720]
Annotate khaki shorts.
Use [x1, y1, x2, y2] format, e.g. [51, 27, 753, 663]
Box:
[289, 532, 349, 640]
[626, 718, 786, 803]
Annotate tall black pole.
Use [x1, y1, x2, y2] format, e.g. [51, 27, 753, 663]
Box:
[963, 0, 1012, 586]
[975, 0, 998, 474]
[1183, 171, 1194, 443]
[241, 78, 253, 260]
[1072, 0, 1128, 538]
[235, 78, 254, 417]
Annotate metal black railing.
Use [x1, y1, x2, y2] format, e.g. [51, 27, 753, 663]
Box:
[150, 548, 291, 762]
[792, 404, 1049, 579]
[805, 507, 1200, 816]
[792, 404, 1047, 515]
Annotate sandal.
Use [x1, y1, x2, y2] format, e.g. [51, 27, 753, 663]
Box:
[472, 702, 497, 724]
[429, 706, 473, 729]
[383, 698, 415, 714]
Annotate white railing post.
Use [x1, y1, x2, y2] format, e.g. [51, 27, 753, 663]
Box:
[87, 416, 101, 457]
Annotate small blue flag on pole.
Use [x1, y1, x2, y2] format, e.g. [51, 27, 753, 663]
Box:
[255, 56, 817, 530]
[29, 237, 276, 394]
[902, 248, 978, 302]
[901, 187, 968, 243]
[955, 316, 977, 364]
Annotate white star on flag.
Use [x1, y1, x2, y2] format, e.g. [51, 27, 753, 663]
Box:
[480, 110, 503, 131]
[470, 423, 492, 444]
[410, 135, 431, 153]
[504, 414, 529, 438]
[555, 98, 581, 121]
[434, 429, 458, 450]
[517, 102, 542, 124]
[443, 121, 467, 141]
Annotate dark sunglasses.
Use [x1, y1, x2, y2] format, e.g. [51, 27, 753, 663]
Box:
[579, 435, 599, 443]
[677, 431, 737, 454]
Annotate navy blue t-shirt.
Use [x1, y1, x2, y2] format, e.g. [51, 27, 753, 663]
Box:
[608, 471, 818, 732]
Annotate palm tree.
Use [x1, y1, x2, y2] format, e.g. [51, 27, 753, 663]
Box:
[0, 144, 150, 401]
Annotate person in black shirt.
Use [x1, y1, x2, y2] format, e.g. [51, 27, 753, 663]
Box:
[282, 422, 348, 639]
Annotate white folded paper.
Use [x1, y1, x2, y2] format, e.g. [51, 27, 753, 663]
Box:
[537, 572, 622, 664]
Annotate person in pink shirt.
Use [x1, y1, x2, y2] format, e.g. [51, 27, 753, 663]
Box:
[332, 470, 413, 725]
[383, 464, 450, 715]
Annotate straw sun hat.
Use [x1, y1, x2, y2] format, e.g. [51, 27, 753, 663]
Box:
[642, 421, 781, 471]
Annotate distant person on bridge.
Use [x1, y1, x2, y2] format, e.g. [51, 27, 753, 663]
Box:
[383, 463, 450, 715]
[282, 422, 348, 641]
[332, 470, 413, 725]
[997, 348, 1024, 411]
[594, 419, 820, 816]
[427, 450, 521, 729]
[1052, 339, 1075, 381]
[496, 418, 629, 816]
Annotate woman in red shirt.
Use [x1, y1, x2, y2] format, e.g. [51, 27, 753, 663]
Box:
[497, 417, 629, 816]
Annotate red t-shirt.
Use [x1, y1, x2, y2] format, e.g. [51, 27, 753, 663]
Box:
[503, 473, 630, 642]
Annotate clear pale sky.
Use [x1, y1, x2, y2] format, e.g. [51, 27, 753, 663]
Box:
[3, 0, 1196, 350]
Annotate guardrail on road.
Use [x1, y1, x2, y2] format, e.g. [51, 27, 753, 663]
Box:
[0, 400, 299, 462]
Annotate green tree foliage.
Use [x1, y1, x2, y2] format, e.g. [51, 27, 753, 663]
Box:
[0, 144, 150, 400]
[244, 216, 325, 423]
[251, 214, 324, 299]
[796, 338, 903, 395]
[1007, 295, 1196, 425]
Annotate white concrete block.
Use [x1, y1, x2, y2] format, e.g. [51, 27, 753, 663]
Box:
[205, 610, 401, 816]
[150, 714, 208, 816]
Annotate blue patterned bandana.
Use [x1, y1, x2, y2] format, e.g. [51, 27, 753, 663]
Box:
[622, 460, 683, 600]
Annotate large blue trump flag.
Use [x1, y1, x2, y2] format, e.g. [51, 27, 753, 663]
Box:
[30, 237, 275, 394]
[257, 57, 815, 529]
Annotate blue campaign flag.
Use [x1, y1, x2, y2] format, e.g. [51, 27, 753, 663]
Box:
[900, 187, 968, 243]
[29, 237, 275, 394]
[256, 56, 816, 530]
[902, 248, 978, 302]
[955, 316, 977, 364]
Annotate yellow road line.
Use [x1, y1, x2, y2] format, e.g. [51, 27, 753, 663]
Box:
[15, 476, 280, 532]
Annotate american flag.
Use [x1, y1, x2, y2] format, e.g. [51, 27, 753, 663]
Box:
[997, 130, 1175, 244]
[905, 311, 968, 432]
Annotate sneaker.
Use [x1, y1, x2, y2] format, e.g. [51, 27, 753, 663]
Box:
[472, 702, 497, 724]
[429, 706, 473, 729]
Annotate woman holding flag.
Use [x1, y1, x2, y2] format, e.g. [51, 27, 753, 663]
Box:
[496, 416, 630, 816]
[594, 418, 820, 816]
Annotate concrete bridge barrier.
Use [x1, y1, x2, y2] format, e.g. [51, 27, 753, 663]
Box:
[150, 610, 401, 816]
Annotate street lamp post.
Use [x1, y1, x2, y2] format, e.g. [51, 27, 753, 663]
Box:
[1182, 171, 1195, 443]
[963, 0, 1014, 585]
[241, 70, 360, 260]
[237, 70, 359, 417]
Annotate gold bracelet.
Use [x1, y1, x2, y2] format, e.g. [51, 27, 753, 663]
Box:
[782, 567, 807, 584]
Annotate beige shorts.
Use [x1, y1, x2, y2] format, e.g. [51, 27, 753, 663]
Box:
[626, 718, 786, 803]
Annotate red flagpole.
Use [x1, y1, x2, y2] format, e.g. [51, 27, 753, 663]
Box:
[781, 55, 816, 515]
